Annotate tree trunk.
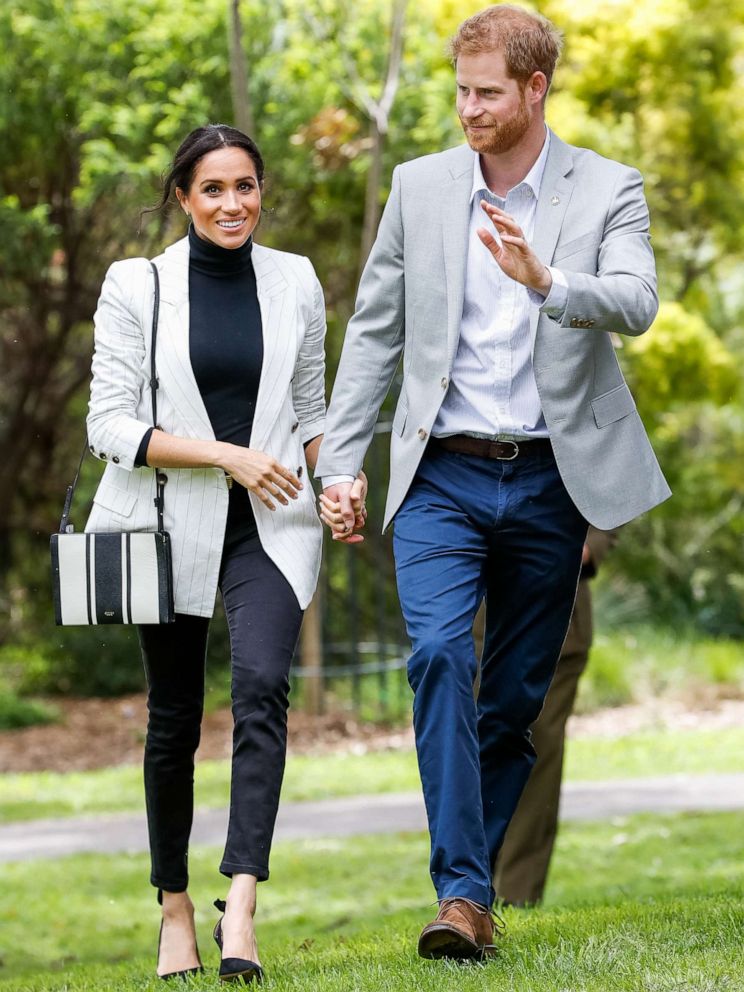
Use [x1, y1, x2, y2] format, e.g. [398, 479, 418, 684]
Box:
[228, 0, 255, 136]
[358, 121, 384, 281]
[355, 0, 407, 283]
[300, 593, 324, 715]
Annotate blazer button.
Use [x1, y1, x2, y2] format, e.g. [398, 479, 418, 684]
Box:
[297, 466, 303, 478]
[291, 422, 299, 433]
[89, 445, 95, 453]
[586, 320, 595, 327]
[99, 452, 107, 459]
[440, 377, 448, 389]
[570, 318, 579, 328]
[113, 456, 120, 464]
[417, 428, 428, 440]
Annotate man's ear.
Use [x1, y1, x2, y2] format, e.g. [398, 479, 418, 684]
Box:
[528, 71, 548, 106]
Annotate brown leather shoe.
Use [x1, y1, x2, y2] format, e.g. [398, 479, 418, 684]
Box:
[417, 898, 503, 960]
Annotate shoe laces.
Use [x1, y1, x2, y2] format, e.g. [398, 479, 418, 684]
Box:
[436, 897, 506, 932]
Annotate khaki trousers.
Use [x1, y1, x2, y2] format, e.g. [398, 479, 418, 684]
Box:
[492, 581, 591, 906]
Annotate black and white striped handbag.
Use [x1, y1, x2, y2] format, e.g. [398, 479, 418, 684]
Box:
[50, 262, 175, 625]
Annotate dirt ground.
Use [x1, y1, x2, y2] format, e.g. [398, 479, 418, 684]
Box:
[2, 690, 743, 774]
[0, 694, 414, 773]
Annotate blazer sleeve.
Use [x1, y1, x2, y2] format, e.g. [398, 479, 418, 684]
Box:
[292, 260, 327, 444]
[558, 167, 659, 336]
[86, 258, 154, 471]
[314, 165, 406, 478]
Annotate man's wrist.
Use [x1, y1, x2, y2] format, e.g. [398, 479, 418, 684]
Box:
[529, 265, 553, 296]
[323, 474, 356, 490]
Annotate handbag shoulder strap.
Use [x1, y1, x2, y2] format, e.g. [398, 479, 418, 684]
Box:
[148, 262, 167, 535]
[59, 260, 164, 533]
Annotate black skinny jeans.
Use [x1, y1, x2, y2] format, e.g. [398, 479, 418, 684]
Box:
[138, 531, 303, 892]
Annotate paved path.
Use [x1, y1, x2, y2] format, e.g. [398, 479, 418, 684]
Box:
[1, 773, 742, 864]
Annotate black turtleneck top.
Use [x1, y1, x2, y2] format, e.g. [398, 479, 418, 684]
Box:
[136, 226, 264, 545]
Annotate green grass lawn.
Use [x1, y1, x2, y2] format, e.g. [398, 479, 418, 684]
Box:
[2, 724, 743, 825]
[0, 811, 742, 991]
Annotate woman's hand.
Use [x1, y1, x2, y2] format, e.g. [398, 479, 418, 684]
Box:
[219, 444, 302, 511]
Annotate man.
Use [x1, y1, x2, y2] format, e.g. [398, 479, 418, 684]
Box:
[316, 3, 669, 960]
[494, 526, 618, 907]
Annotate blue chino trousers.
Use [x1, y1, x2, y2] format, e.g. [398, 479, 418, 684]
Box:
[393, 445, 587, 908]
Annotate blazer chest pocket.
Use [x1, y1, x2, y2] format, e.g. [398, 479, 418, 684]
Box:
[392, 397, 408, 437]
[591, 383, 637, 429]
[92, 482, 137, 518]
[553, 232, 601, 264]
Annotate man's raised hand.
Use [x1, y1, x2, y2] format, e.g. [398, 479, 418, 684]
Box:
[476, 200, 552, 296]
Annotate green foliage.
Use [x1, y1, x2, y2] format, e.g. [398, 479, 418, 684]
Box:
[0, 687, 59, 730]
[624, 302, 739, 416]
[2, 0, 744, 692]
[583, 625, 744, 708]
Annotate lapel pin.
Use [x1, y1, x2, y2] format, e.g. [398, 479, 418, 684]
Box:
[551, 195, 560, 206]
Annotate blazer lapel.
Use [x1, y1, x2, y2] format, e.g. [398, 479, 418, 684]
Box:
[442, 145, 475, 367]
[532, 131, 575, 263]
[153, 237, 215, 440]
[250, 245, 297, 452]
[529, 132, 575, 341]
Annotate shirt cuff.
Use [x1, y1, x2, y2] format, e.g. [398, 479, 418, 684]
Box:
[134, 426, 155, 468]
[527, 266, 568, 319]
[322, 475, 356, 490]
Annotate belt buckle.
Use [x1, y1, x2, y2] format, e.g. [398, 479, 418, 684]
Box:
[492, 439, 519, 460]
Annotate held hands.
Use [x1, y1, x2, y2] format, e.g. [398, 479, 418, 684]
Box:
[476, 201, 552, 296]
[219, 444, 302, 511]
[319, 472, 368, 544]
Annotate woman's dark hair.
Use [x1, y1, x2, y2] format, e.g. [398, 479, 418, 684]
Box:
[153, 124, 265, 212]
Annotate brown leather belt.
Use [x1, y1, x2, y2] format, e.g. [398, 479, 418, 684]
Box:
[429, 434, 552, 460]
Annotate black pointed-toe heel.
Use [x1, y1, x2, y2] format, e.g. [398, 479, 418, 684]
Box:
[213, 899, 264, 985]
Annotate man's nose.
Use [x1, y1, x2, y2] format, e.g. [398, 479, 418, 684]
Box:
[461, 94, 483, 119]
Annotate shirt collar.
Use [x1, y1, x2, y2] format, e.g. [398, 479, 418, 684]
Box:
[470, 125, 551, 203]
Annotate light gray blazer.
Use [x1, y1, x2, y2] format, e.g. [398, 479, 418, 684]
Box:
[85, 236, 326, 616]
[316, 131, 671, 530]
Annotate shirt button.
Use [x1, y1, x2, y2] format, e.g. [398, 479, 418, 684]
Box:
[440, 377, 448, 389]
[417, 428, 428, 441]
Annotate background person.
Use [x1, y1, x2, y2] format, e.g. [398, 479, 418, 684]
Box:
[494, 526, 619, 906]
[317, 3, 669, 961]
[85, 123, 330, 983]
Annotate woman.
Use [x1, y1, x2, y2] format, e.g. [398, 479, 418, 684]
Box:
[86, 124, 360, 983]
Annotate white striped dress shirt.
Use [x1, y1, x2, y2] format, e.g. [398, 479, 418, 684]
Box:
[433, 130, 567, 440]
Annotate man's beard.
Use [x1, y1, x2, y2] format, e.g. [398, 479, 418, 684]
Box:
[460, 94, 531, 154]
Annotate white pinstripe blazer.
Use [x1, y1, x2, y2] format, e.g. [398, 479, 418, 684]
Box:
[85, 236, 326, 616]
